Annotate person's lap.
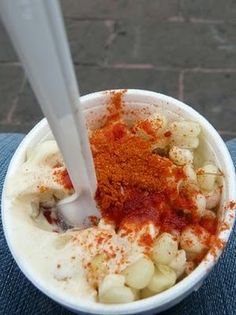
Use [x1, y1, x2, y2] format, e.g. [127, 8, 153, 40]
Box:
[0, 133, 235, 315]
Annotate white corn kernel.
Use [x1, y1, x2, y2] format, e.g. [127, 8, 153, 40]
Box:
[168, 249, 187, 278]
[197, 164, 218, 191]
[204, 187, 221, 209]
[169, 146, 193, 165]
[195, 193, 207, 217]
[203, 209, 217, 220]
[180, 226, 210, 257]
[148, 113, 167, 134]
[99, 274, 125, 296]
[170, 121, 201, 137]
[148, 265, 177, 293]
[122, 257, 155, 289]
[141, 287, 155, 299]
[153, 233, 178, 265]
[171, 135, 199, 149]
[99, 286, 135, 304]
[184, 164, 197, 182]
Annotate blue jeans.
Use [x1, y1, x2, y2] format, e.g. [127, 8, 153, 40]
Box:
[0, 134, 235, 315]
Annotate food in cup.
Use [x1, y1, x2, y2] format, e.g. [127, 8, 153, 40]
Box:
[5, 90, 232, 305]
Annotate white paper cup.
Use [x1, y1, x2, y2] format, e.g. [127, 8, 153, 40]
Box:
[2, 89, 236, 314]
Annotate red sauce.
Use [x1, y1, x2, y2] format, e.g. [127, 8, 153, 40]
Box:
[43, 209, 60, 225]
[100, 186, 195, 233]
[44, 210, 53, 224]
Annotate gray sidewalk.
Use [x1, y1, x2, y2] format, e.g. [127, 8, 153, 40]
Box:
[0, 0, 236, 140]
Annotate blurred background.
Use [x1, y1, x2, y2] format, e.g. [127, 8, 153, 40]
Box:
[0, 0, 236, 140]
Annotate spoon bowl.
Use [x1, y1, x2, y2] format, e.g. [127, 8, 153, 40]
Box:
[58, 192, 99, 227]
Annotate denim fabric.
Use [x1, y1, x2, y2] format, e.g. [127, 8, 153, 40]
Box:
[0, 133, 235, 315]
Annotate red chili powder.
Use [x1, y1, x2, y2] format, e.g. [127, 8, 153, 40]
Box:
[90, 91, 207, 233]
[53, 169, 73, 190]
[52, 90, 219, 248]
[139, 233, 154, 247]
[107, 89, 127, 121]
[209, 238, 226, 260]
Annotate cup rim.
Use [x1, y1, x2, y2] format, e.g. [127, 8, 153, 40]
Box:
[2, 89, 236, 314]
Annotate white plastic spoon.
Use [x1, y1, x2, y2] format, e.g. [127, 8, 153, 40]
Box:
[0, 0, 99, 226]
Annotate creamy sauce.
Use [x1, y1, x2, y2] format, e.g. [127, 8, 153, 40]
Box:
[6, 140, 155, 302]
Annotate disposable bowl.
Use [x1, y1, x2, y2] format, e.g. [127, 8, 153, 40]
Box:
[2, 89, 236, 314]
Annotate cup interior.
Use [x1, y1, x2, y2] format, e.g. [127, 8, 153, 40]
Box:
[2, 89, 236, 315]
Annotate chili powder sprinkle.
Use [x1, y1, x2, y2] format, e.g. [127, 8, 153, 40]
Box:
[54, 91, 220, 244]
[53, 169, 73, 190]
[89, 91, 209, 233]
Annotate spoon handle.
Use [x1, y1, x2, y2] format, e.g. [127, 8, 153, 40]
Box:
[0, 0, 97, 197]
